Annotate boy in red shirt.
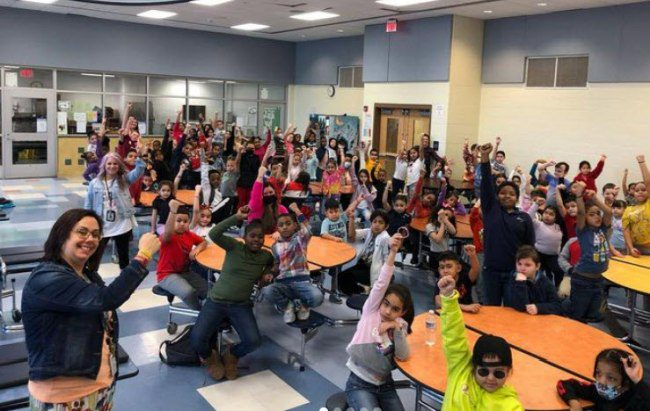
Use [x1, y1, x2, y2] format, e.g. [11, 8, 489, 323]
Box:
[157, 199, 208, 310]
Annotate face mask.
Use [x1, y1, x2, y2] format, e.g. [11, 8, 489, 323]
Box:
[263, 195, 276, 205]
[595, 382, 621, 401]
[344, 161, 352, 169]
[246, 148, 254, 154]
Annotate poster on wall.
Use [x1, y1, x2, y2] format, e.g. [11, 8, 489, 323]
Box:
[262, 106, 281, 132]
[308, 114, 360, 150]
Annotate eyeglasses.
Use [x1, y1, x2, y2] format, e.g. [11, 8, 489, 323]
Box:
[476, 367, 507, 379]
[74, 228, 102, 240]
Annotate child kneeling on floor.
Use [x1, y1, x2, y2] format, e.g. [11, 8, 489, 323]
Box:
[438, 274, 524, 410]
[345, 234, 413, 411]
[268, 203, 324, 323]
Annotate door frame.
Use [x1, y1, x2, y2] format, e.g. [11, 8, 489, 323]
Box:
[372, 103, 432, 152]
[1, 87, 57, 179]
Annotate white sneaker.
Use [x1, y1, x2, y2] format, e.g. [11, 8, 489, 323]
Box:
[283, 302, 296, 323]
[297, 306, 310, 321]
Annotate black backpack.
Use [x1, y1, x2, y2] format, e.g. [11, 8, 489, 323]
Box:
[159, 325, 201, 366]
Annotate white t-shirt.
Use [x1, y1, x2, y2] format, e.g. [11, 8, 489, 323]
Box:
[393, 157, 408, 181]
[192, 224, 214, 243]
[102, 178, 134, 238]
[406, 159, 423, 186]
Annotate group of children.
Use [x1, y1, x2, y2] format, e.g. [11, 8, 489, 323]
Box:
[84, 108, 649, 410]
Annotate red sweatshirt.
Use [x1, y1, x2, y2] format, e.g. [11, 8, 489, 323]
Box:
[469, 206, 484, 253]
[406, 176, 434, 219]
[573, 159, 604, 192]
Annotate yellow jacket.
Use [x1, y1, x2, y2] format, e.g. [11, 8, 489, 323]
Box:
[441, 291, 524, 411]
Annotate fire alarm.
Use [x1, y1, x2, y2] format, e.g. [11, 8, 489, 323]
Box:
[386, 18, 398, 33]
[363, 106, 368, 112]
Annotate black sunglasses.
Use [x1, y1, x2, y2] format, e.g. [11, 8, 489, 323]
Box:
[477, 367, 506, 379]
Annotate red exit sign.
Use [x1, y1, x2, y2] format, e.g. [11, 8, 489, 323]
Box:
[19, 69, 33, 78]
[386, 18, 398, 33]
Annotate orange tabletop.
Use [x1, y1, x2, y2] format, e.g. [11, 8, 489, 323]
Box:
[457, 306, 631, 381]
[264, 235, 356, 269]
[308, 182, 353, 196]
[611, 255, 650, 270]
[409, 216, 472, 240]
[604, 259, 650, 295]
[139, 190, 195, 207]
[195, 243, 228, 271]
[396, 314, 588, 411]
[455, 213, 470, 225]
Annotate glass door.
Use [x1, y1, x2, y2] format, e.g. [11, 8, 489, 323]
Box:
[1, 88, 57, 178]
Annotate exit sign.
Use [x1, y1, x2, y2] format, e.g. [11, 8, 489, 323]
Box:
[386, 18, 398, 33]
[19, 69, 33, 78]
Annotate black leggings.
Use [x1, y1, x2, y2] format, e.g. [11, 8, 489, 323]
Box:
[91, 230, 133, 272]
[539, 252, 563, 288]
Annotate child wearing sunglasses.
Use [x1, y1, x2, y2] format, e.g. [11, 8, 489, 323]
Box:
[438, 275, 524, 410]
[557, 348, 649, 410]
[345, 234, 414, 411]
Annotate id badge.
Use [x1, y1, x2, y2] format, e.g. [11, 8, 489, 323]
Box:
[105, 209, 116, 222]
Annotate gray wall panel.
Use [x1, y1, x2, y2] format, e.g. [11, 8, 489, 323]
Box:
[0, 7, 295, 84]
[294, 36, 364, 85]
[363, 24, 390, 82]
[482, 2, 650, 83]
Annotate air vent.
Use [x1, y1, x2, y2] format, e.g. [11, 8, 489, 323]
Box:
[338, 66, 364, 88]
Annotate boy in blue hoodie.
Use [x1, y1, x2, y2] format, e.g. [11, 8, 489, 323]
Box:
[507, 245, 563, 315]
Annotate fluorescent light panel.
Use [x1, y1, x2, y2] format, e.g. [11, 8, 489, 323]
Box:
[191, 0, 232, 6]
[375, 0, 437, 7]
[290, 11, 339, 21]
[22, 0, 58, 3]
[137, 10, 177, 19]
[231, 23, 269, 31]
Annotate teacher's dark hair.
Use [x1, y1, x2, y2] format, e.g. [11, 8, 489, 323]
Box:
[43, 209, 103, 270]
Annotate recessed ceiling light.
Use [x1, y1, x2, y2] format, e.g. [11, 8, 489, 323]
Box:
[376, 0, 437, 6]
[191, 0, 231, 5]
[231, 23, 269, 31]
[137, 10, 176, 19]
[537, 2, 547, 6]
[483, 10, 493, 14]
[22, 0, 58, 4]
[290, 11, 339, 21]
[337, 29, 344, 33]
[301, 35, 306, 38]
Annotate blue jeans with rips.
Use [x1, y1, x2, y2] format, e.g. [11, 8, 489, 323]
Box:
[267, 280, 324, 310]
[345, 372, 404, 411]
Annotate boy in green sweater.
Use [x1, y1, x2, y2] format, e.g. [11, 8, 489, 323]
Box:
[438, 274, 524, 410]
[190, 206, 274, 381]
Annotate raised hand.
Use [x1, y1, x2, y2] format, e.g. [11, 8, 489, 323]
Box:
[138, 233, 161, 258]
[169, 199, 183, 213]
[480, 143, 493, 157]
[437, 275, 456, 298]
[621, 354, 643, 384]
[236, 205, 250, 221]
[463, 244, 476, 257]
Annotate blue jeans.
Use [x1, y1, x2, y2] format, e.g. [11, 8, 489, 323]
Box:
[267, 280, 324, 309]
[565, 274, 604, 322]
[482, 269, 512, 306]
[158, 272, 208, 311]
[345, 372, 404, 411]
[190, 299, 261, 359]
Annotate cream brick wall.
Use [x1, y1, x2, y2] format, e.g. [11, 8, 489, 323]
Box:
[478, 83, 650, 186]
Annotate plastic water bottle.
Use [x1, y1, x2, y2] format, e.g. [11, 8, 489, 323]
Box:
[425, 310, 437, 346]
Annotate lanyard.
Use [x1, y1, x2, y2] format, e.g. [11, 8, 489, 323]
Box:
[103, 177, 116, 207]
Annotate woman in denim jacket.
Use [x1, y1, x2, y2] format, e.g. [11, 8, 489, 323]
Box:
[22, 209, 160, 410]
[84, 149, 146, 272]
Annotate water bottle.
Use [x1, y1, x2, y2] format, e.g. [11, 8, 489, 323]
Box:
[425, 310, 437, 346]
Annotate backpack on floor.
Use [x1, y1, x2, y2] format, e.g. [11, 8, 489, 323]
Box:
[159, 325, 201, 366]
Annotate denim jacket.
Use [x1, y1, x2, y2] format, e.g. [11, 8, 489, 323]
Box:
[21, 260, 149, 381]
[84, 158, 145, 220]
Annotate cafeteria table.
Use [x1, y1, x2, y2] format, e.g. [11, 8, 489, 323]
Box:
[396, 314, 592, 410]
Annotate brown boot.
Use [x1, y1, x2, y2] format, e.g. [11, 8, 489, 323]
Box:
[223, 346, 239, 380]
[203, 350, 225, 381]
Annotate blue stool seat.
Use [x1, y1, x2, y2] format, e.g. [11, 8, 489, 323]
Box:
[286, 311, 326, 331]
[152, 285, 174, 300]
[285, 311, 326, 372]
[346, 294, 368, 312]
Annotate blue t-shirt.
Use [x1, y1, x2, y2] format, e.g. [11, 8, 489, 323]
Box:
[575, 225, 610, 275]
[321, 215, 348, 241]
